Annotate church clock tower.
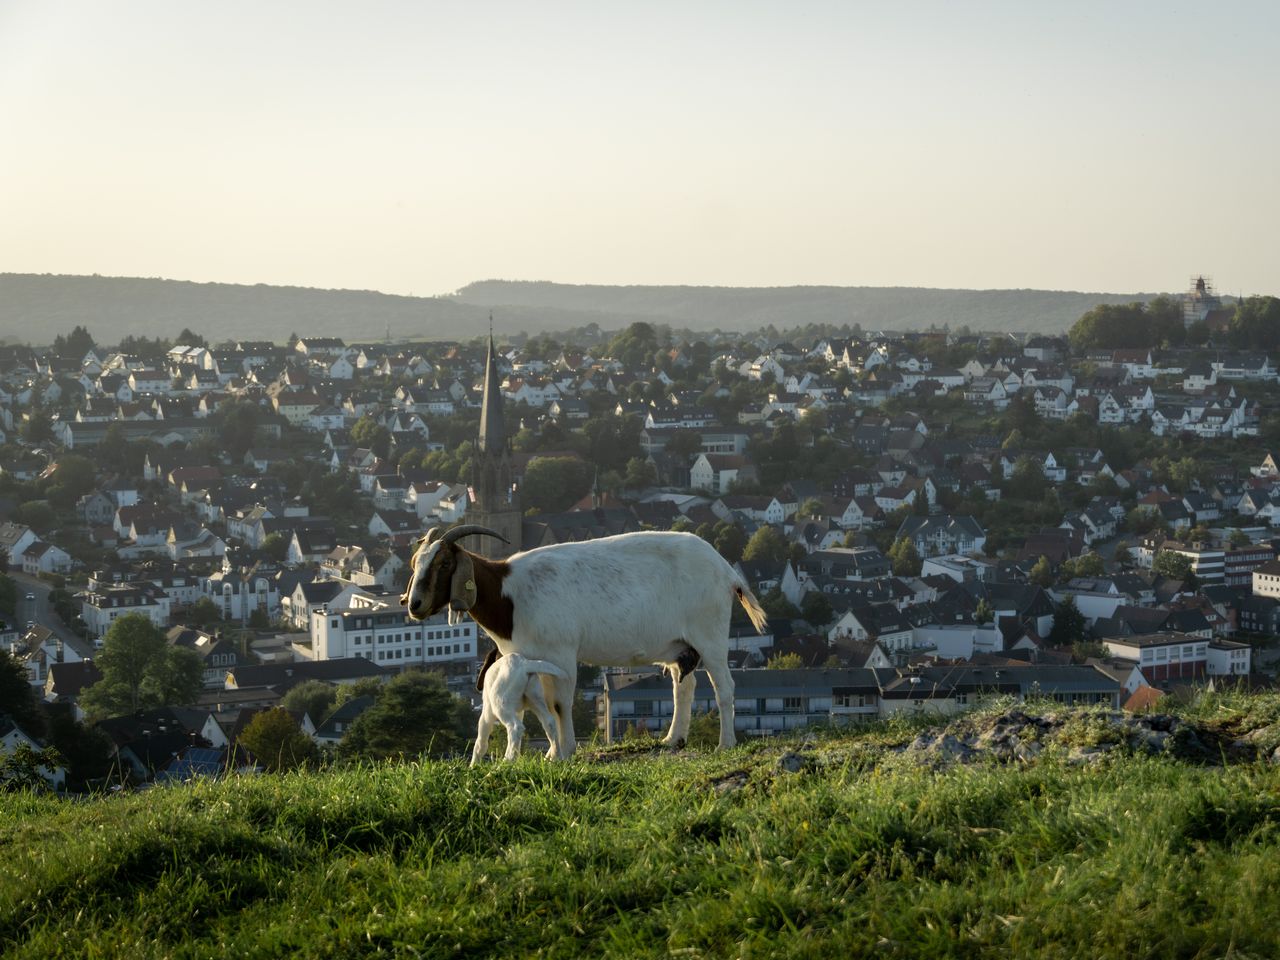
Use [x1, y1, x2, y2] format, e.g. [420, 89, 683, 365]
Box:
[464, 333, 523, 558]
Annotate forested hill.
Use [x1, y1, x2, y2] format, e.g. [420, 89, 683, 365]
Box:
[0, 274, 490, 346]
[0, 273, 1152, 346]
[454, 280, 1153, 336]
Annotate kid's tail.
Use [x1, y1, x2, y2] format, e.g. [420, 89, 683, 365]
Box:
[522, 659, 570, 680]
[734, 583, 769, 634]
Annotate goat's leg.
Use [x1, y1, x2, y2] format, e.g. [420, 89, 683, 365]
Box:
[701, 658, 737, 750]
[526, 689, 560, 761]
[541, 671, 578, 761]
[471, 707, 497, 766]
[663, 670, 696, 747]
[502, 717, 525, 761]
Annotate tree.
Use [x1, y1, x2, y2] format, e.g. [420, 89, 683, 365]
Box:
[0, 649, 46, 739]
[281, 680, 337, 727]
[712, 523, 748, 564]
[16, 501, 55, 534]
[78, 614, 203, 720]
[623, 457, 657, 489]
[974, 598, 994, 625]
[1029, 555, 1054, 588]
[350, 415, 391, 460]
[48, 455, 96, 502]
[1153, 550, 1195, 585]
[184, 597, 222, 630]
[218, 400, 262, 461]
[1048, 596, 1086, 647]
[766, 652, 805, 670]
[52, 325, 95, 360]
[759, 587, 800, 620]
[800, 591, 833, 628]
[663, 430, 703, 460]
[340, 670, 473, 760]
[742, 525, 790, 566]
[888, 538, 922, 577]
[21, 410, 54, 444]
[522, 457, 595, 514]
[175, 327, 208, 348]
[797, 498, 825, 519]
[239, 708, 316, 772]
[260, 533, 290, 562]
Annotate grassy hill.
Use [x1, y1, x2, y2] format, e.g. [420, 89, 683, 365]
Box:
[5, 697, 1280, 958]
[0, 273, 1152, 348]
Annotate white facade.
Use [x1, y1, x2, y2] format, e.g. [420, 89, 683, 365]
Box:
[309, 594, 477, 670]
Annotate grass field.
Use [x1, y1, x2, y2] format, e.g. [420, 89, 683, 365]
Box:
[5, 701, 1280, 959]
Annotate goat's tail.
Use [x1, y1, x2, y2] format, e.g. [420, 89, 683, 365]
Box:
[734, 583, 769, 634]
[522, 659, 570, 680]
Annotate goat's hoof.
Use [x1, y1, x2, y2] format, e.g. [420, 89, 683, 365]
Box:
[662, 737, 687, 750]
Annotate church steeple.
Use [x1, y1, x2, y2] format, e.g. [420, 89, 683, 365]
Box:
[466, 320, 522, 559]
[477, 326, 506, 455]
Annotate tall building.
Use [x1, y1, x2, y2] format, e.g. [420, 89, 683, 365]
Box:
[464, 334, 523, 558]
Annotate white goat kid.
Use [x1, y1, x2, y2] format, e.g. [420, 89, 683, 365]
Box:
[471, 652, 569, 765]
[401, 525, 769, 761]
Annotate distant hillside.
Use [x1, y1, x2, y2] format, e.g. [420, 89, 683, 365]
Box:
[0, 273, 1153, 347]
[0, 274, 490, 347]
[455, 280, 1155, 336]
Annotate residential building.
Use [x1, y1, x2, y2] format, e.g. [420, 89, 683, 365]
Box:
[308, 593, 477, 672]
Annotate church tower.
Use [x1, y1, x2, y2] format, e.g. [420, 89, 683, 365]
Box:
[465, 332, 523, 558]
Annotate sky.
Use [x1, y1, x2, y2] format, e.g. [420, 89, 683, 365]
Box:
[1, 1, 1277, 298]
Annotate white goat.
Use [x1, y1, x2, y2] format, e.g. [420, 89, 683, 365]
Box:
[471, 652, 568, 766]
[401, 526, 768, 760]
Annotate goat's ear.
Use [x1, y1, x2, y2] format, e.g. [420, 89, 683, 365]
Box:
[449, 551, 477, 611]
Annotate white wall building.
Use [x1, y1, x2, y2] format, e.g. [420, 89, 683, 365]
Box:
[309, 594, 478, 671]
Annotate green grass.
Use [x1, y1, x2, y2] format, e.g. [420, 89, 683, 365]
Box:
[5, 708, 1280, 958]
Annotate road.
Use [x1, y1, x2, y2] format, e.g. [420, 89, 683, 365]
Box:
[7, 569, 85, 648]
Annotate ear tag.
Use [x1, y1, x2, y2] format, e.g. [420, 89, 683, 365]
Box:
[465, 579, 476, 592]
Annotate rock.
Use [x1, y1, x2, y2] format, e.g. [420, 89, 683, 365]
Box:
[776, 752, 807, 774]
[1014, 741, 1043, 762]
[1133, 729, 1169, 753]
[1270, 745, 1280, 766]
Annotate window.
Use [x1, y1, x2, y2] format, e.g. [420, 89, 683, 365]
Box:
[783, 697, 803, 714]
[415, 647, 421, 656]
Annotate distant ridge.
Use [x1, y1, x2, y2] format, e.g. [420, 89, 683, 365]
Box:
[0, 273, 1153, 345]
[453, 280, 1155, 336]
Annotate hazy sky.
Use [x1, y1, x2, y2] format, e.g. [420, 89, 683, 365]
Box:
[2, 1, 1276, 297]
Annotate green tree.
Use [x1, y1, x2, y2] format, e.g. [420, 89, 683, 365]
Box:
[1029, 555, 1054, 588]
[21, 410, 54, 444]
[281, 680, 337, 727]
[888, 538, 922, 577]
[712, 523, 748, 564]
[239, 708, 316, 772]
[78, 614, 203, 720]
[0, 649, 47, 739]
[1048, 596, 1086, 647]
[797, 497, 825, 518]
[340, 670, 473, 760]
[759, 587, 801, 620]
[350, 415, 391, 460]
[218, 400, 262, 461]
[52, 325, 95, 360]
[260, 532, 290, 562]
[1153, 550, 1195, 584]
[184, 597, 222, 630]
[16, 501, 55, 534]
[766, 652, 805, 670]
[522, 457, 595, 514]
[663, 429, 703, 460]
[742, 525, 790, 566]
[623, 457, 657, 489]
[800, 591, 833, 628]
[974, 598, 994, 625]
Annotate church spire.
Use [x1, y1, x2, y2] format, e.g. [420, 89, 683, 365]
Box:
[477, 322, 506, 455]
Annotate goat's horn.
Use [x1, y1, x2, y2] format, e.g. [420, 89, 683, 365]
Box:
[421, 526, 444, 545]
[441, 524, 510, 546]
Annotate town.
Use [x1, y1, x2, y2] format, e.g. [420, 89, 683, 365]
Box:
[6, 276, 1280, 789]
